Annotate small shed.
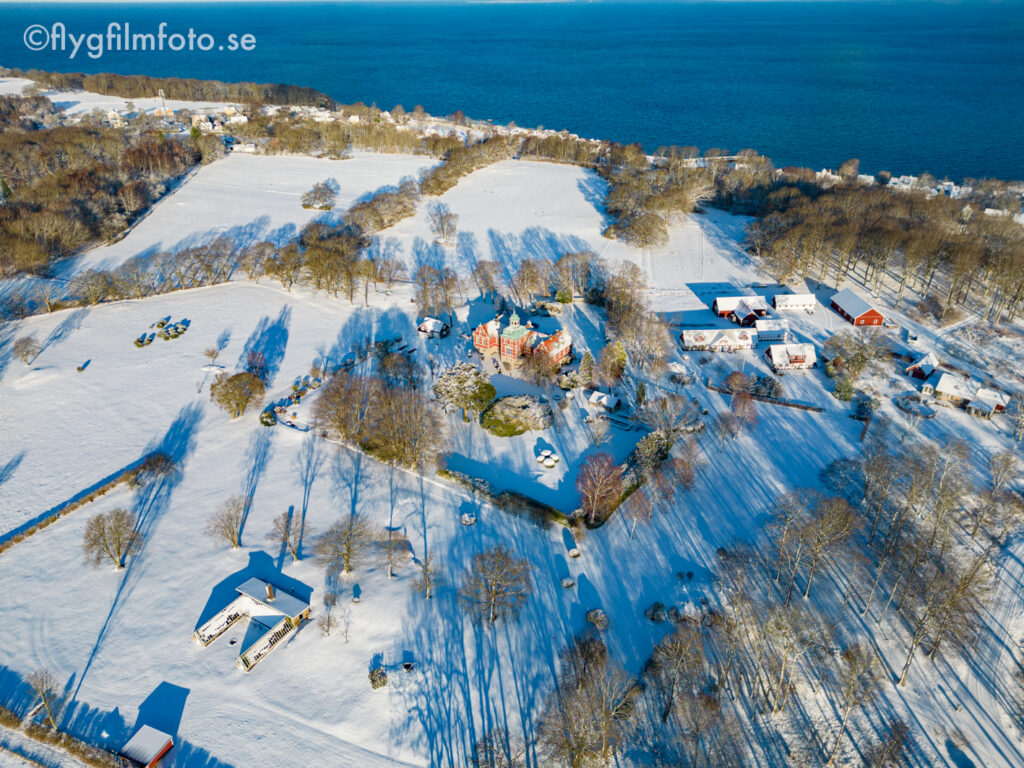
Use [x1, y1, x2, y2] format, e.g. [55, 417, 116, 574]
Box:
[905, 352, 939, 380]
[772, 293, 816, 311]
[121, 725, 174, 768]
[417, 317, 450, 338]
[830, 289, 884, 326]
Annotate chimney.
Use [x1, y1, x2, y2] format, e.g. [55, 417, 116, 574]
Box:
[265, 583, 275, 601]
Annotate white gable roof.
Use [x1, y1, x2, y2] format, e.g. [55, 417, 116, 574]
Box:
[830, 288, 877, 319]
[971, 387, 1009, 410]
[235, 578, 309, 620]
[767, 343, 817, 366]
[122, 725, 172, 764]
[773, 293, 816, 308]
[715, 295, 768, 314]
[906, 351, 939, 377]
[418, 317, 447, 333]
[925, 372, 976, 401]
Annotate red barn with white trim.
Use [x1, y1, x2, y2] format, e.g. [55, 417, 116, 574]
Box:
[829, 289, 884, 326]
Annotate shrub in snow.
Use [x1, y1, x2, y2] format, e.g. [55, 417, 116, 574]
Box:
[645, 602, 667, 622]
[480, 395, 554, 436]
[561, 578, 575, 589]
[555, 288, 573, 303]
[369, 667, 387, 689]
[586, 608, 609, 631]
[259, 409, 277, 427]
[833, 377, 855, 402]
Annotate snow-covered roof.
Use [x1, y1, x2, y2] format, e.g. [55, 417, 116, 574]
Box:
[924, 372, 976, 401]
[236, 578, 309, 620]
[680, 329, 756, 348]
[418, 317, 447, 333]
[754, 318, 789, 334]
[588, 391, 619, 409]
[772, 293, 816, 308]
[906, 352, 939, 377]
[830, 288, 878, 319]
[122, 725, 173, 765]
[971, 387, 1009, 411]
[767, 343, 816, 366]
[715, 295, 768, 314]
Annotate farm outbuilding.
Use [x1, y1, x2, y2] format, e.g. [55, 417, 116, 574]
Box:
[967, 388, 1009, 419]
[772, 293, 816, 311]
[905, 352, 939, 380]
[121, 725, 174, 768]
[754, 318, 789, 342]
[829, 289, 884, 326]
[712, 296, 769, 326]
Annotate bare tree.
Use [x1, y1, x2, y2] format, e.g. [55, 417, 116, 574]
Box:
[577, 453, 623, 525]
[458, 545, 533, 623]
[1011, 394, 1024, 443]
[799, 496, 857, 599]
[414, 553, 441, 599]
[13, 335, 40, 365]
[27, 669, 62, 730]
[375, 256, 407, 294]
[428, 202, 458, 244]
[203, 346, 220, 365]
[989, 451, 1020, 493]
[826, 644, 881, 767]
[589, 417, 610, 447]
[380, 529, 410, 578]
[625, 487, 653, 540]
[269, 510, 314, 562]
[730, 391, 758, 432]
[473, 727, 526, 768]
[316, 516, 374, 575]
[210, 372, 265, 419]
[205, 495, 245, 549]
[539, 636, 637, 767]
[714, 412, 741, 449]
[83, 508, 141, 569]
[640, 393, 701, 439]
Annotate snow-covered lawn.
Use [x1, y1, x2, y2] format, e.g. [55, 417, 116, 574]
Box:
[63, 152, 437, 276]
[1, 153, 1022, 768]
[0, 77, 237, 117]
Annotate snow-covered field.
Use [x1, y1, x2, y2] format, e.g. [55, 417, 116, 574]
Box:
[0, 77, 236, 117]
[64, 152, 438, 276]
[1, 152, 1023, 768]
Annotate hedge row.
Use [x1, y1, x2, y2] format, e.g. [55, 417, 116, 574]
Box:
[0, 452, 171, 556]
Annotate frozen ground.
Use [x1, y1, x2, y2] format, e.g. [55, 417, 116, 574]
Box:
[0, 154, 1022, 767]
[63, 152, 438, 276]
[0, 77, 236, 117]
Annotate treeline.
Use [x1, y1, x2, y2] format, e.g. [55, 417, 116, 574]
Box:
[8, 68, 335, 109]
[0, 126, 200, 275]
[0, 93, 56, 130]
[599, 145, 777, 247]
[749, 182, 1024, 323]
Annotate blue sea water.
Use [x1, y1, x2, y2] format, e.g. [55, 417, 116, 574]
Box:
[2, 2, 1023, 180]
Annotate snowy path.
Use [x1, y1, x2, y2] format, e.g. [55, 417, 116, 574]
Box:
[0, 725, 91, 768]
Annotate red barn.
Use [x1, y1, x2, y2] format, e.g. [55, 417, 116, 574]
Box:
[829, 289, 884, 326]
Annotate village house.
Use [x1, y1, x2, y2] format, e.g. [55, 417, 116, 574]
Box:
[417, 317, 450, 338]
[966, 388, 1009, 420]
[764, 343, 817, 371]
[754, 318, 789, 342]
[829, 288, 884, 326]
[921, 372, 976, 407]
[472, 312, 572, 366]
[772, 293, 817, 311]
[588, 390, 621, 411]
[680, 328, 757, 352]
[193, 577, 311, 671]
[905, 351, 939, 380]
[712, 296, 769, 326]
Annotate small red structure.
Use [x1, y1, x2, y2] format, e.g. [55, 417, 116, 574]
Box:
[121, 725, 173, 767]
[829, 289, 884, 326]
[712, 296, 768, 326]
